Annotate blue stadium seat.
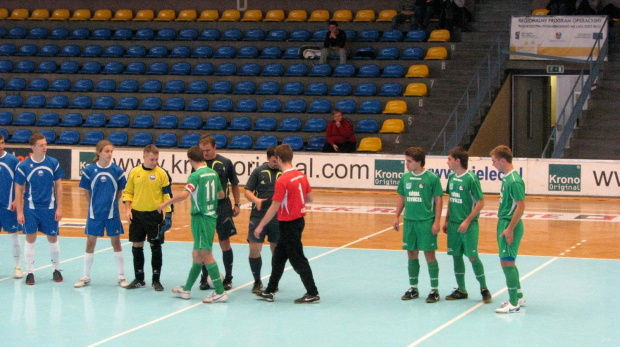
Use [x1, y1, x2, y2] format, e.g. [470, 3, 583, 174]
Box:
[14, 60, 35, 73]
[160, 97, 184, 110]
[243, 29, 265, 41]
[40, 130, 57, 144]
[134, 28, 154, 40]
[112, 28, 133, 40]
[8, 27, 27, 39]
[107, 114, 130, 128]
[13, 112, 36, 126]
[330, 82, 353, 96]
[332, 64, 355, 77]
[309, 64, 332, 77]
[35, 61, 57, 73]
[46, 95, 68, 108]
[186, 98, 208, 111]
[191, 63, 213, 76]
[259, 99, 282, 112]
[38, 44, 59, 57]
[306, 136, 327, 151]
[94, 79, 116, 92]
[213, 134, 228, 148]
[283, 99, 306, 113]
[179, 115, 203, 130]
[171, 62, 192, 75]
[358, 100, 382, 114]
[404, 30, 427, 42]
[56, 130, 80, 144]
[139, 97, 162, 110]
[0, 79, 3, 89]
[401, 47, 424, 60]
[125, 45, 146, 58]
[377, 47, 400, 60]
[59, 113, 83, 127]
[282, 136, 304, 150]
[24, 95, 46, 108]
[108, 131, 128, 146]
[70, 96, 92, 109]
[344, 29, 357, 42]
[210, 98, 233, 112]
[124, 62, 146, 74]
[214, 63, 236, 76]
[353, 47, 376, 60]
[199, 29, 220, 41]
[254, 135, 278, 150]
[209, 81, 232, 94]
[278, 118, 302, 133]
[335, 99, 357, 114]
[178, 29, 198, 41]
[27, 27, 48, 40]
[102, 61, 124, 74]
[0, 44, 17, 56]
[92, 96, 115, 109]
[266, 29, 288, 41]
[234, 99, 257, 112]
[17, 44, 38, 56]
[281, 82, 303, 95]
[204, 116, 228, 130]
[154, 115, 178, 129]
[311, 29, 328, 42]
[221, 29, 242, 41]
[147, 45, 168, 58]
[282, 46, 300, 59]
[129, 132, 153, 146]
[379, 82, 403, 96]
[147, 62, 169, 75]
[140, 80, 162, 93]
[355, 119, 380, 133]
[0, 95, 23, 108]
[305, 82, 328, 96]
[382, 64, 405, 78]
[191, 46, 213, 58]
[254, 117, 277, 131]
[257, 81, 280, 95]
[357, 64, 380, 77]
[117, 97, 139, 110]
[155, 133, 177, 147]
[80, 61, 101, 74]
[355, 82, 378, 96]
[131, 114, 154, 128]
[36, 113, 59, 126]
[156, 28, 176, 40]
[289, 29, 310, 42]
[163, 80, 185, 93]
[285, 64, 308, 77]
[303, 118, 327, 132]
[57, 61, 78, 74]
[71, 79, 93, 92]
[233, 81, 256, 94]
[261, 63, 284, 77]
[178, 133, 201, 148]
[358, 29, 380, 42]
[381, 29, 403, 42]
[186, 80, 207, 94]
[0, 112, 12, 125]
[102, 45, 124, 58]
[238, 63, 260, 76]
[308, 99, 331, 113]
[92, 28, 111, 40]
[228, 135, 252, 149]
[83, 113, 107, 127]
[8, 129, 32, 143]
[237, 46, 259, 59]
[5, 78, 26, 91]
[259, 46, 282, 59]
[169, 46, 190, 58]
[117, 79, 139, 92]
[228, 116, 252, 130]
[69, 28, 90, 40]
[214, 46, 236, 59]
[49, 28, 69, 40]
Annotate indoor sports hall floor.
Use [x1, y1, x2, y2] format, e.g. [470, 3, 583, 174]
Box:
[0, 184, 618, 346]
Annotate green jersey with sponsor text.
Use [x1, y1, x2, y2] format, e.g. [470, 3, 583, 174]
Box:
[498, 170, 525, 220]
[397, 170, 443, 221]
[446, 170, 484, 222]
[184, 166, 223, 217]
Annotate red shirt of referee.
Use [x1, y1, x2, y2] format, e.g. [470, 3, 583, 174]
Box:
[254, 144, 320, 304]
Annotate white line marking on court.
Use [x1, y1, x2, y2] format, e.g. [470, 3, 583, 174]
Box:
[407, 257, 559, 347]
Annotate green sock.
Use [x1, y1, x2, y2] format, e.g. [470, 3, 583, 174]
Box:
[453, 255, 466, 292]
[470, 257, 487, 290]
[515, 266, 524, 299]
[502, 266, 519, 306]
[428, 261, 439, 292]
[408, 259, 420, 287]
[183, 262, 202, 291]
[206, 262, 224, 294]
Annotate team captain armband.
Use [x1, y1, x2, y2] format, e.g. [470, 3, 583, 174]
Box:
[185, 183, 196, 192]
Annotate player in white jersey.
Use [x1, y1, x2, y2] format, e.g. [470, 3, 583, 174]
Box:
[0, 133, 23, 278]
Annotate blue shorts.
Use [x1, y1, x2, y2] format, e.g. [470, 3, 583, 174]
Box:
[85, 216, 124, 237]
[0, 209, 22, 232]
[24, 208, 59, 236]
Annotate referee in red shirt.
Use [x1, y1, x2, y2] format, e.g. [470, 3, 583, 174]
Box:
[254, 144, 320, 304]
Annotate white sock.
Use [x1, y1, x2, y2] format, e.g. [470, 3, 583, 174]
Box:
[114, 251, 125, 278]
[83, 252, 94, 278]
[24, 242, 35, 273]
[49, 242, 60, 270]
[10, 233, 21, 268]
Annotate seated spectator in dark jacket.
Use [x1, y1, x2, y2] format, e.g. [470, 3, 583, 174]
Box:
[547, 0, 577, 15]
[320, 21, 347, 65]
[322, 110, 356, 153]
[392, 0, 417, 30]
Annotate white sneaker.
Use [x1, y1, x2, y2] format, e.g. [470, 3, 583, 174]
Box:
[202, 291, 228, 303]
[501, 298, 526, 307]
[172, 286, 191, 300]
[118, 277, 129, 288]
[495, 301, 520, 314]
[74, 277, 91, 288]
[14, 267, 23, 279]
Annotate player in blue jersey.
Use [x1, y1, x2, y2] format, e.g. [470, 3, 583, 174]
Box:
[0, 133, 23, 278]
[14, 133, 65, 285]
[74, 140, 128, 288]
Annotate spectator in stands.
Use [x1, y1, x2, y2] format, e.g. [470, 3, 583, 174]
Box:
[320, 21, 348, 65]
[392, 0, 417, 30]
[322, 109, 356, 153]
[414, 0, 434, 30]
[547, 0, 577, 15]
[440, 0, 473, 32]
[575, 0, 598, 14]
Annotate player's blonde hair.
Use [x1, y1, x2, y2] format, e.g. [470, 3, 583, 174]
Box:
[490, 145, 513, 163]
[94, 140, 114, 163]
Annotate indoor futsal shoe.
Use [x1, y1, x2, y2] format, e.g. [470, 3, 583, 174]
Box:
[172, 286, 191, 300]
[446, 288, 468, 300]
[294, 293, 320, 304]
[74, 277, 91, 288]
[53, 270, 63, 283]
[481, 289, 492, 303]
[256, 290, 275, 302]
[426, 291, 440, 303]
[401, 287, 419, 300]
[251, 281, 263, 294]
[25, 273, 35, 285]
[202, 291, 228, 303]
[199, 275, 211, 290]
[14, 267, 23, 279]
[495, 302, 520, 314]
[125, 279, 146, 289]
[223, 276, 233, 290]
[118, 277, 129, 288]
[152, 281, 164, 291]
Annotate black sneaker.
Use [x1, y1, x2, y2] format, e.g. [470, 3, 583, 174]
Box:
[256, 290, 275, 302]
[251, 281, 263, 294]
[152, 281, 164, 291]
[26, 273, 35, 285]
[53, 270, 63, 283]
[426, 291, 440, 303]
[223, 275, 233, 290]
[401, 287, 419, 300]
[294, 293, 320, 304]
[199, 275, 211, 290]
[481, 288, 492, 303]
[125, 279, 146, 289]
[446, 288, 468, 300]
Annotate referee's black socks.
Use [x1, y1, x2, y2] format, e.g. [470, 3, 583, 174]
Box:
[132, 246, 145, 281]
[223, 249, 233, 278]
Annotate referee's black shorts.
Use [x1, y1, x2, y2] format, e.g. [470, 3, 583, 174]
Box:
[129, 210, 164, 243]
[216, 198, 237, 241]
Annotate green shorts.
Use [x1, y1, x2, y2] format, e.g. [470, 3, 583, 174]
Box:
[447, 220, 479, 258]
[191, 214, 217, 251]
[497, 219, 524, 260]
[402, 219, 437, 251]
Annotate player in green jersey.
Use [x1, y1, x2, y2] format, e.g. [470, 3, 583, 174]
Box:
[158, 146, 228, 303]
[490, 145, 526, 314]
[394, 147, 443, 303]
[443, 147, 492, 303]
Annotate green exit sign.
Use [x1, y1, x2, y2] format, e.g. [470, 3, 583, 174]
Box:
[547, 65, 565, 74]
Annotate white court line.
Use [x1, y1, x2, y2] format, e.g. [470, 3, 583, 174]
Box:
[407, 257, 559, 347]
[87, 224, 398, 347]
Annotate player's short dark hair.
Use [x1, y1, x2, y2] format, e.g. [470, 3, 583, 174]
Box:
[275, 144, 293, 163]
[329, 21, 338, 27]
[266, 146, 276, 158]
[448, 147, 469, 169]
[490, 145, 513, 163]
[187, 146, 204, 162]
[143, 144, 159, 156]
[29, 133, 46, 146]
[404, 146, 425, 167]
[199, 134, 216, 147]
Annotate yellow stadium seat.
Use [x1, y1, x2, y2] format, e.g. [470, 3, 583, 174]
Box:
[424, 47, 448, 60]
[71, 9, 92, 21]
[377, 9, 397, 22]
[198, 10, 219, 21]
[176, 9, 197, 21]
[406, 65, 430, 78]
[285, 10, 307, 22]
[241, 9, 263, 21]
[29, 9, 49, 20]
[383, 100, 408, 114]
[220, 9, 241, 21]
[428, 29, 450, 42]
[331, 10, 353, 22]
[353, 10, 375, 22]
[532, 8, 550, 15]
[309, 10, 329, 22]
[133, 9, 154, 21]
[403, 83, 428, 97]
[112, 9, 133, 21]
[380, 119, 405, 133]
[91, 9, 111, 21]
[357, 137, 383, 152]
[0, 8, 8, 20]
[50, 9, 70, 20]
[263, 9, 285, 22]
[8, 9, 29, 20]
[154, 9, 176, 21]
